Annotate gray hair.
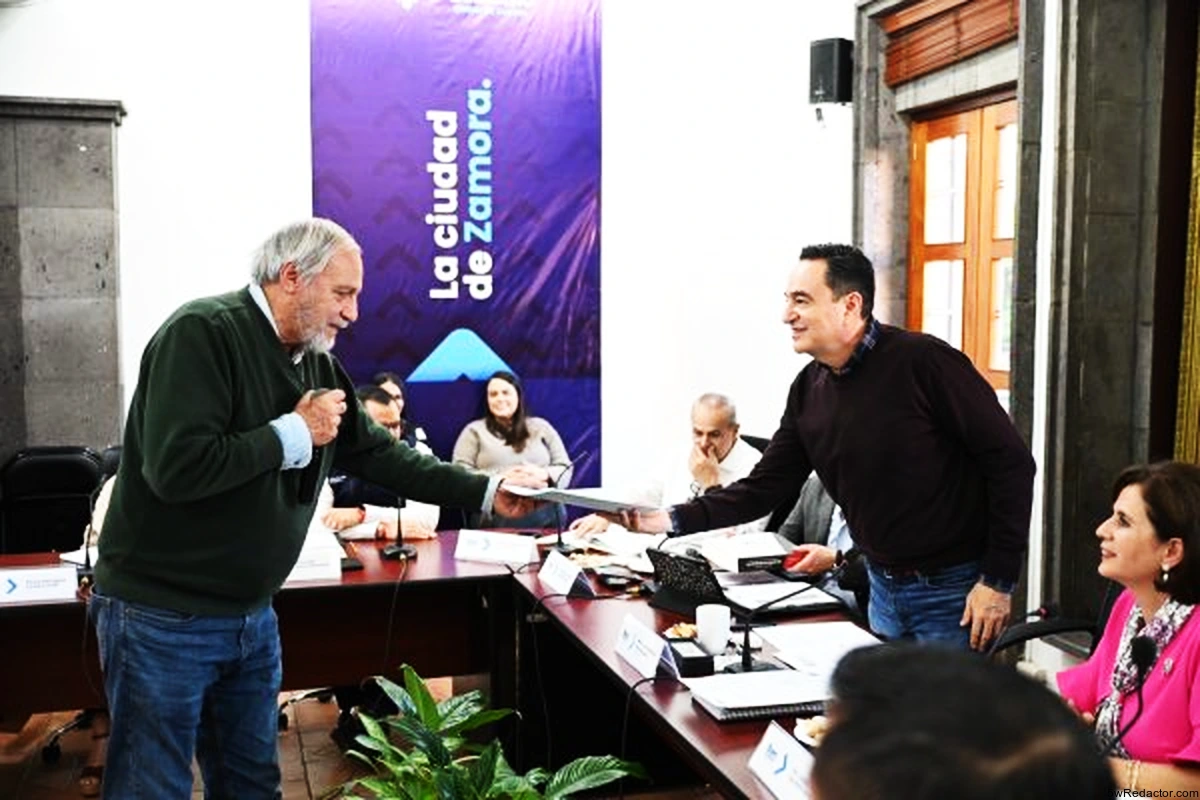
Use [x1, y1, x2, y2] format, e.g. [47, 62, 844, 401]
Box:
[250, 218, 361, 285]
[694, 392, 738, 426]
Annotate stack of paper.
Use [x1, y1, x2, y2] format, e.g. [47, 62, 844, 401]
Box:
[502, 485, 659, 512]
[759, 621, 882, 681]
[701, 532, 788, 572]
[682, 669, 829, 721]
[285, 530, 344, 584]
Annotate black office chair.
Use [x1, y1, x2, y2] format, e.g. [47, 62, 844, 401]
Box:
[32, 446, 120, 771]
[740, 434, 771, 453]
[988, 581, 1121, 659]
[99, 445, 122, 481]
[0, 446, 104, 554]
[739, 434, 799, 532]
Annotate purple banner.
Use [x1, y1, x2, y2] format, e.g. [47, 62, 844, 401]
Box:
[311, 0, 601, 487]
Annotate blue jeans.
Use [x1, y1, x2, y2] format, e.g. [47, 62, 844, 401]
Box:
[89, 589, 283, 800]
[866, 560, 979, 650]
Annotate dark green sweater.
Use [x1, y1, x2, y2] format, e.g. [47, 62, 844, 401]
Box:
[96, 289, 489, 615]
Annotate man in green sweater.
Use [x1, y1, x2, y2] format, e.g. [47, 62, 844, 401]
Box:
[91, 218, 542, 799]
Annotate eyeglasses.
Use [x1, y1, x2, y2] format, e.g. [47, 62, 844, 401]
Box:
[388, 393, 402, 403]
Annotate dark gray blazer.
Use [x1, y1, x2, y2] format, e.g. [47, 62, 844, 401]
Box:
[776, 472, 869, 613]
[777, 472, 836, 546]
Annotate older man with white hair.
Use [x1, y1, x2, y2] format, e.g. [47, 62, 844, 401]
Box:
[91, 218, 543, 799]
[572, 393, 769, 536]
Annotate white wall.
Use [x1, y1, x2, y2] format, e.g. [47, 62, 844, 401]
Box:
[0, 0, 854, 484]
[601, 2, 854, 484]
[0, 0, 313, 408]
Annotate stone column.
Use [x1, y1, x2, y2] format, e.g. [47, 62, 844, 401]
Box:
[0, 97, 125, 465]
[1041, 0, 1170, 616]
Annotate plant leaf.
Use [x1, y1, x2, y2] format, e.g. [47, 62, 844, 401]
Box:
[464, 740, 501, 796]
[371, 673, 420, 719]
[488, 775, 542, 800]
[401, 664, 442, 728]
[355, 775, 409, 798]
[389, 713, 452, 768]
[441, 707, 515, 736]
[521, 766, 550, 788]
[435, 690, 486, 731]
[543, 756, 646, 800]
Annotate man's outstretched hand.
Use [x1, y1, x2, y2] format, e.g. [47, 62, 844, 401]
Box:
[598, 508, 672, 533]
[492, 465, 550, 520]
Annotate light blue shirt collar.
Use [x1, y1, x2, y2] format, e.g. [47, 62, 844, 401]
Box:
[247, 282, 303, 365]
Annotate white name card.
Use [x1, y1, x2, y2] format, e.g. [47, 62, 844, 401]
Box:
[0, 565, 79, 604]
[454, 529, 539, 566]
[748, 721, 815, 800]
[284, 532, 344, 584]
[615, 613, 673, 679]
[537, 549, 592, 596]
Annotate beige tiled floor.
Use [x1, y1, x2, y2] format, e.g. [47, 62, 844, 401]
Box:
[0, 688, 720, 799]
[0, 694, 360, 800]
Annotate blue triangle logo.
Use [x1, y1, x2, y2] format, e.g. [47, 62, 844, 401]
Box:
[407, 328, 512, 383]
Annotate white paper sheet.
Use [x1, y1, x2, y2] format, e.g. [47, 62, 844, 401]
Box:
[759, 621, 882, 681]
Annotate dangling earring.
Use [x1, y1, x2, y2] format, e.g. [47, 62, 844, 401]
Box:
[1162, 564, 1171, 584]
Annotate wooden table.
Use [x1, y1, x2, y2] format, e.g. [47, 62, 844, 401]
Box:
[0, 533, 514, 722]
[510, 573, 844, 799]
[1, 536, 842, 799]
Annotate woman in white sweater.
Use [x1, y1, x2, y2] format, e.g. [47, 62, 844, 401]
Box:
[453, 370, 571, 528]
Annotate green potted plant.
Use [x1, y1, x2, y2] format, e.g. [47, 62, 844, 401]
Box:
[329, 664, 646, 799]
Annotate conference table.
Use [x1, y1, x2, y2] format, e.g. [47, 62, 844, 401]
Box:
[0, 533, 843, 798]
[511, 573, 847, 800]
[0, 533, 515, 722]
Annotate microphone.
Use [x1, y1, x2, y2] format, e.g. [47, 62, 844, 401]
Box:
[1101, 635, 1157, 756]
[544, 446, 585, 555]
[724, 562, 848, 673]
[79, 477, 107, 588]
[545, 446, 586, 488]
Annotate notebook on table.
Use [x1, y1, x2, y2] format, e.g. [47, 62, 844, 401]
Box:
[682, 670, 828, 721]
[644, 548, 842, 617]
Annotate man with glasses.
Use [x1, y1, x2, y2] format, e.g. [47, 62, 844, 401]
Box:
[321, 385, 440, 540]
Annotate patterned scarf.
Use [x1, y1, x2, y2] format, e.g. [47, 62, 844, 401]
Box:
[1094, 596, 1194, 756]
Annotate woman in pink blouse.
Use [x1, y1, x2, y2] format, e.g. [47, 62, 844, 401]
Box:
[1058, 461, 1200, 793]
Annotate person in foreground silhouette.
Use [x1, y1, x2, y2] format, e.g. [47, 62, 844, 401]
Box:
[811, 642, 1114, 800]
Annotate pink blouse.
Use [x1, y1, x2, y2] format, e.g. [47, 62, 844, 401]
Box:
[1057, 589, 1200, 764]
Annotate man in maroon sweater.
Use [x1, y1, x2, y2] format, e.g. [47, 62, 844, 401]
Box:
[621, 244, 1035, 650]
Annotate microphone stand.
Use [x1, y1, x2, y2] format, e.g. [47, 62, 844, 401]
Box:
[78, 479, 106, 590]
[546, 448, 584, 555]
[724, 563, 847, 673]
[552, 499, 575, 555]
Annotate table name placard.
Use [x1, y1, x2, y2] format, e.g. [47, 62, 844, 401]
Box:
[748, 721, 814, 799]
[0, 565, 78, 604]
[615, 613, 679, 679]
[538, 549, 593, 596]
[455, 529, 539, 566]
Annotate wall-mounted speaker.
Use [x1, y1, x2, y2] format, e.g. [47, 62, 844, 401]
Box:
[810, 38, 853, 104]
